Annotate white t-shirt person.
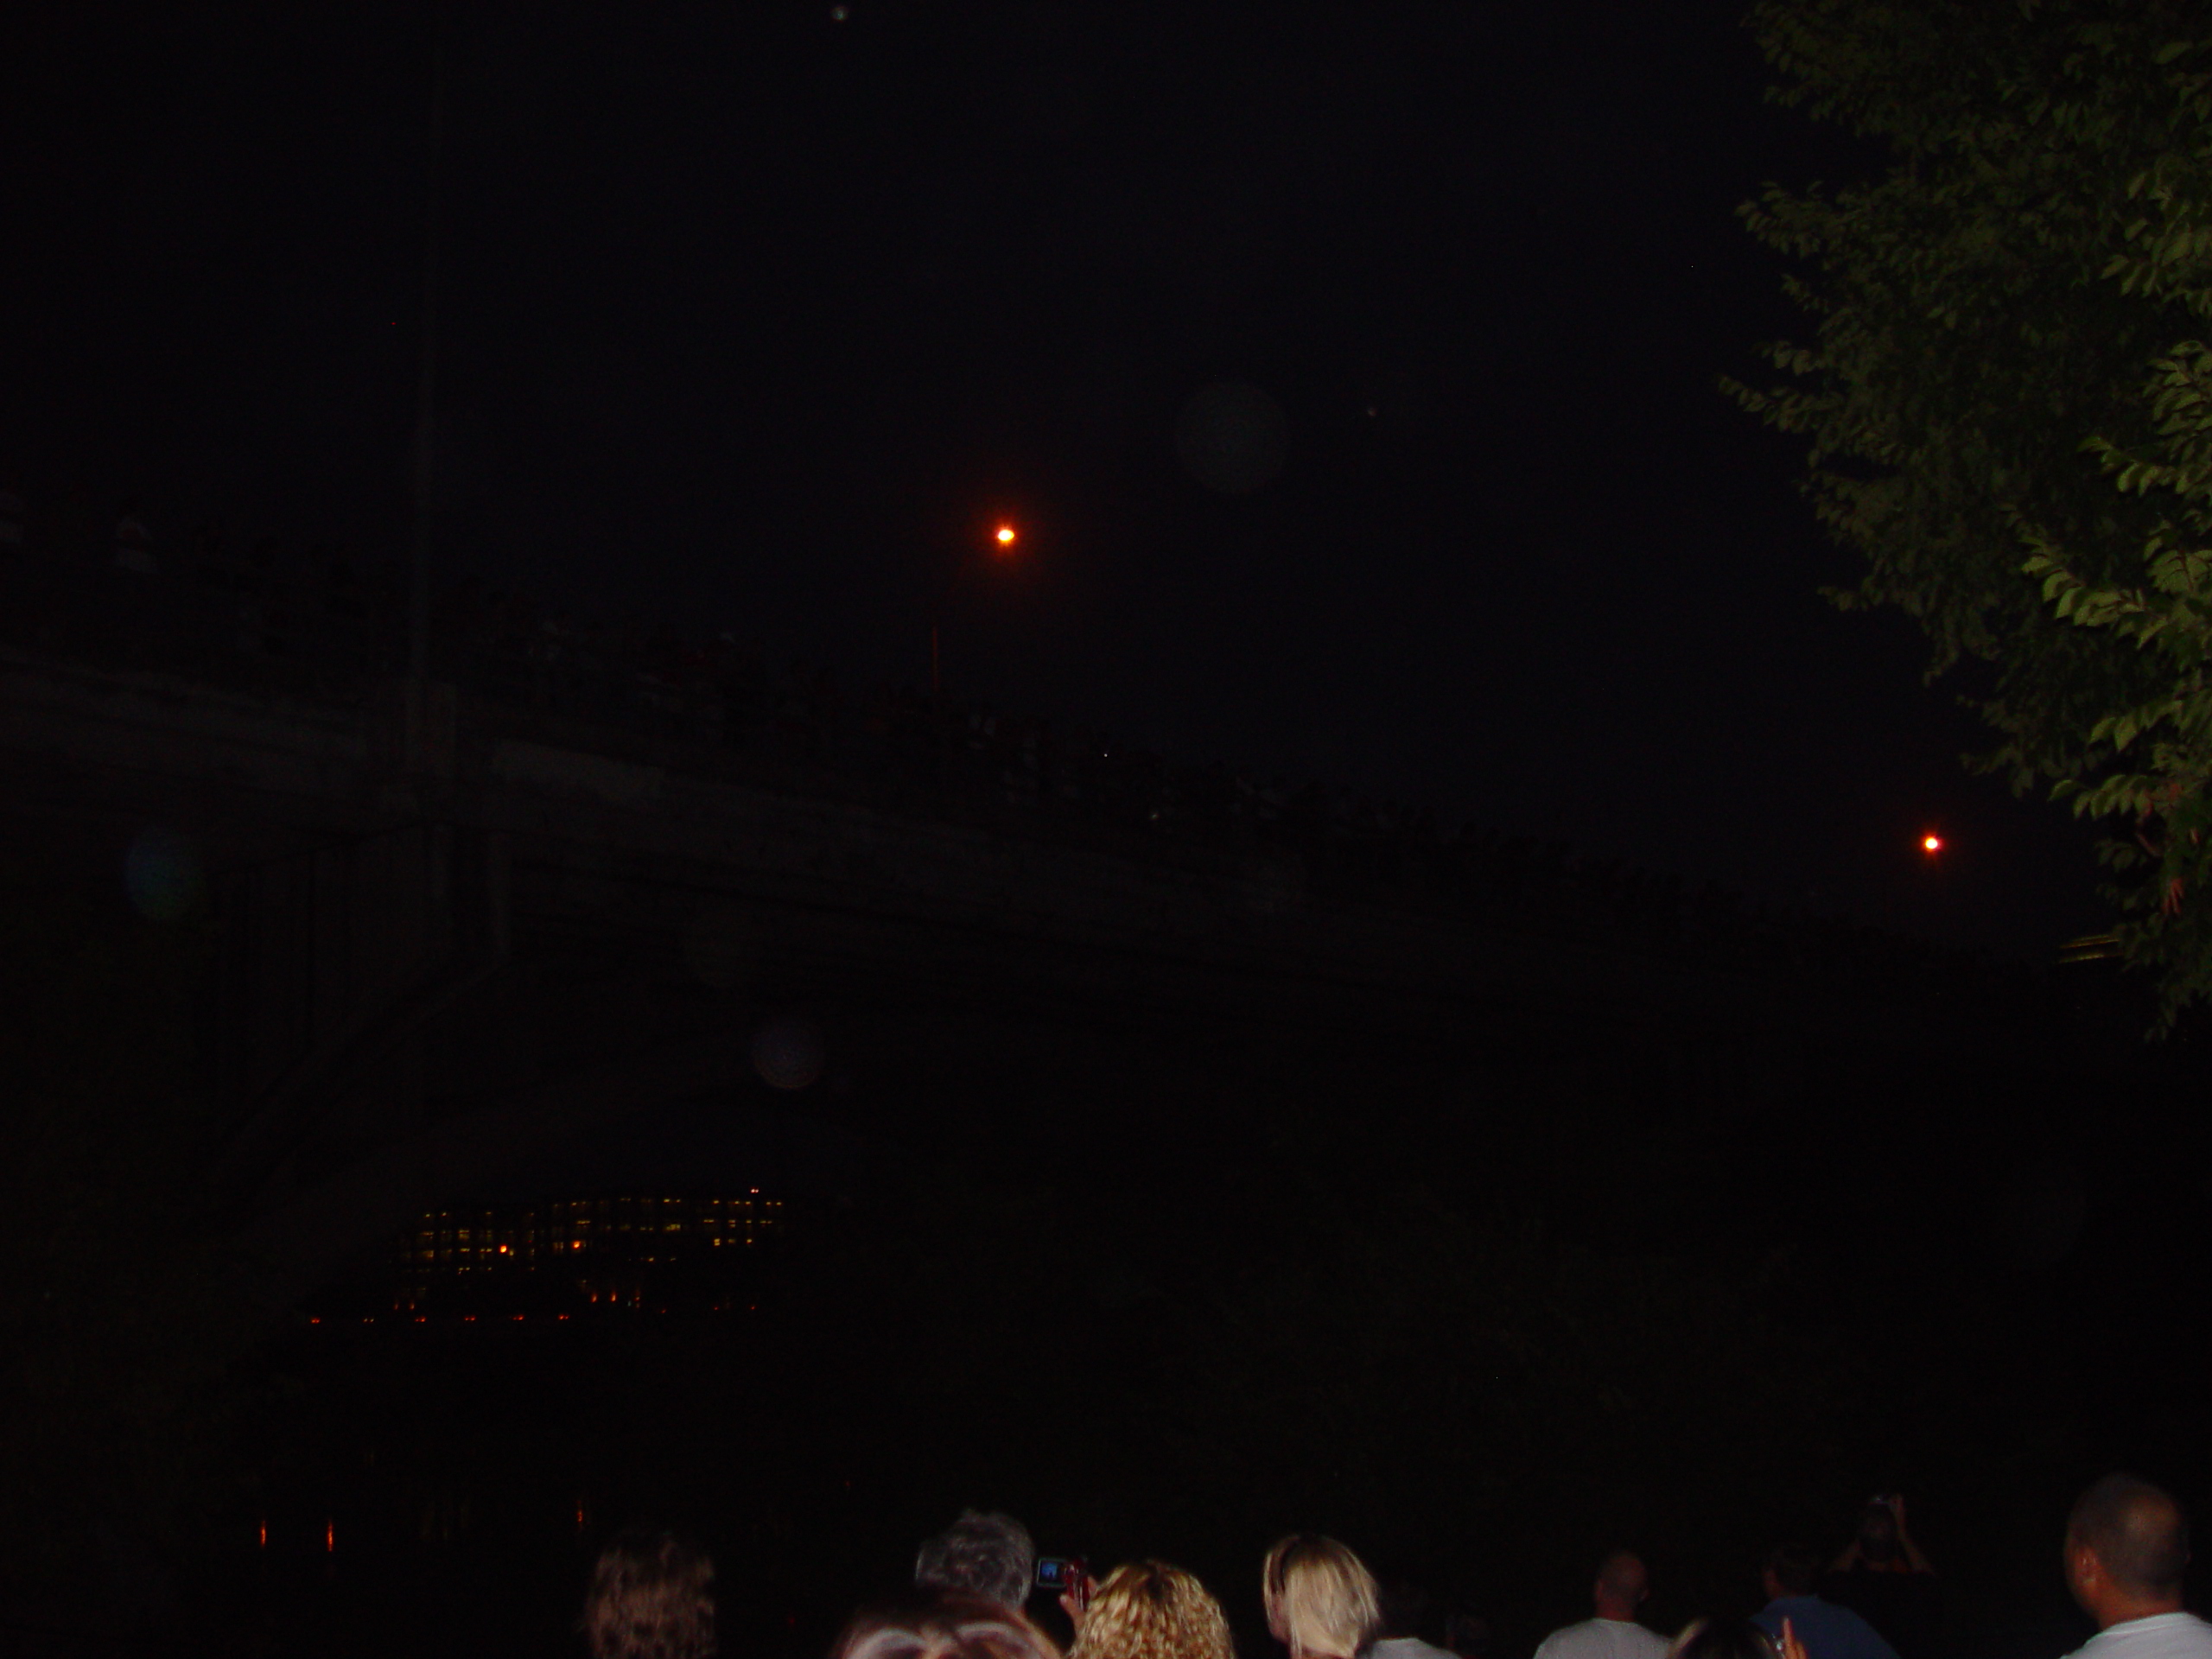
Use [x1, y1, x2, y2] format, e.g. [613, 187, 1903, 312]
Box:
[2067, 1612, 2212, 1659]
[1532, 1618, 1672, 1659]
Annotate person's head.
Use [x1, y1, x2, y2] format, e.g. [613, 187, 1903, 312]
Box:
[1262, 1535, 1382, 1659]
[1668, 1618, 1777, 1659]
[916, 1512, 1036, 1611]
[583, 1528, 716, 1659]
[836, 1591, 1064, 1659]
[2064, 1474, 2191, 1628]
[1856, 1503, 1899, 1566]
[1442, 1612, 1490, 1659]
[1069, 1561, 1233, 1659]
[1593, 1553, 1649, 1621]
[1758, 1545, 1820, 1604]
[1379, 1580, 1434, 1644]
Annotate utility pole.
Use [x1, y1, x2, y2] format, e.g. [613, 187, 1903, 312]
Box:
[407, 14, 446, 685]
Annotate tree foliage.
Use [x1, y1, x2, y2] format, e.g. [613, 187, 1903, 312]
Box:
[1733, 0, 2212, 1020]
[2024, 86, 2212, 1014]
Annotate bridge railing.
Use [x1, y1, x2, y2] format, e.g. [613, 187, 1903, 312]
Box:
[0, 545, 2032, 1007]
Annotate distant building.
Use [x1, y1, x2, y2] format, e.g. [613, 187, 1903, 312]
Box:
[383, 1193, 786, 1319]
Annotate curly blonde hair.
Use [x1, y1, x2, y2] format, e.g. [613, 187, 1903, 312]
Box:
[1262, 1535, 1379, 1659]
[1070, 1561, 1235, 1659]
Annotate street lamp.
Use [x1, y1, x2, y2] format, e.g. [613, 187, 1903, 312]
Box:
[933, 521, 1021, 697]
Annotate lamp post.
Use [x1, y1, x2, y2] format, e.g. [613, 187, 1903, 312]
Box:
[931, 522, 1019, 699]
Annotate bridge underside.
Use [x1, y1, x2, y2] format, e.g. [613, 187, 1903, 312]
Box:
[3, 645, 2052, 1311]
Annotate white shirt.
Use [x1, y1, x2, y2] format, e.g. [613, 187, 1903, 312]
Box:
[1533, 1618, 1672, 1659]
[2068, 1613, 2212, 1659]
[1373, 1639, 1459, 1659]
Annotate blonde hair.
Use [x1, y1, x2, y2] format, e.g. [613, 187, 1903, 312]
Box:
[1262, 1536, 1381, 1659]
[1071, 1561, 1235, 1659]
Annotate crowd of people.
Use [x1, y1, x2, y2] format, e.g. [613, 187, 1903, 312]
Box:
[575, 1478, 2203, 1659]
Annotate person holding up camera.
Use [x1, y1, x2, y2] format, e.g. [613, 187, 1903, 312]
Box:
[1821, 1497, 1936, 1659]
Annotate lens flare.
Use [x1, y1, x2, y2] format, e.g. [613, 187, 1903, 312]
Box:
[751, 1016, 824, 1090]
[125, 827, 205, 921]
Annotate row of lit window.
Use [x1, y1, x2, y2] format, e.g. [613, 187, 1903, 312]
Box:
[416, 1197, 780, 1224]
[408, 1221, 775, 1238]
[421, 1209, 772, 1229]
[414, 1220, 769, 1241]
[408, 1230, 767, 1255]
[399, 1198, 781, 1265]
[405, 1236, 766, 1269]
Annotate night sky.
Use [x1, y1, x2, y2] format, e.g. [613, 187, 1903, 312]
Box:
[0, 1, 2112, 958]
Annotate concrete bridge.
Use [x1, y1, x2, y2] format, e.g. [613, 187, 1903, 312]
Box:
[0, 555, 2055, 1309]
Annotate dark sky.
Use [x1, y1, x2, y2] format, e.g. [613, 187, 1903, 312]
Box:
[0, 0, 2112, 958]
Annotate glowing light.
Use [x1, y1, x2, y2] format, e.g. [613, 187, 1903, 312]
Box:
[994, 524, 1017, 548]
[325, 1520, 334, 1554]
[1923, 834, 1944, 854]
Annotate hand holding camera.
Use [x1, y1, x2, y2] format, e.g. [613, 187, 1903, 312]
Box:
[1036, 1557, 1093, 1628]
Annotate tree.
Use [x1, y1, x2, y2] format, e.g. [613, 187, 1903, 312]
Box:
[2024, 93, 2212, 1015]
[1732, 0, 2212, 1020]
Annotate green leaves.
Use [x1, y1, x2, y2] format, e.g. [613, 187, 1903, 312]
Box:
[1743, 0, 2212, 1023]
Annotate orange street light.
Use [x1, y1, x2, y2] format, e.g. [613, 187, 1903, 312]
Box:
[1922, 834, 1943, 855]
[935, 523, 1024, 696]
